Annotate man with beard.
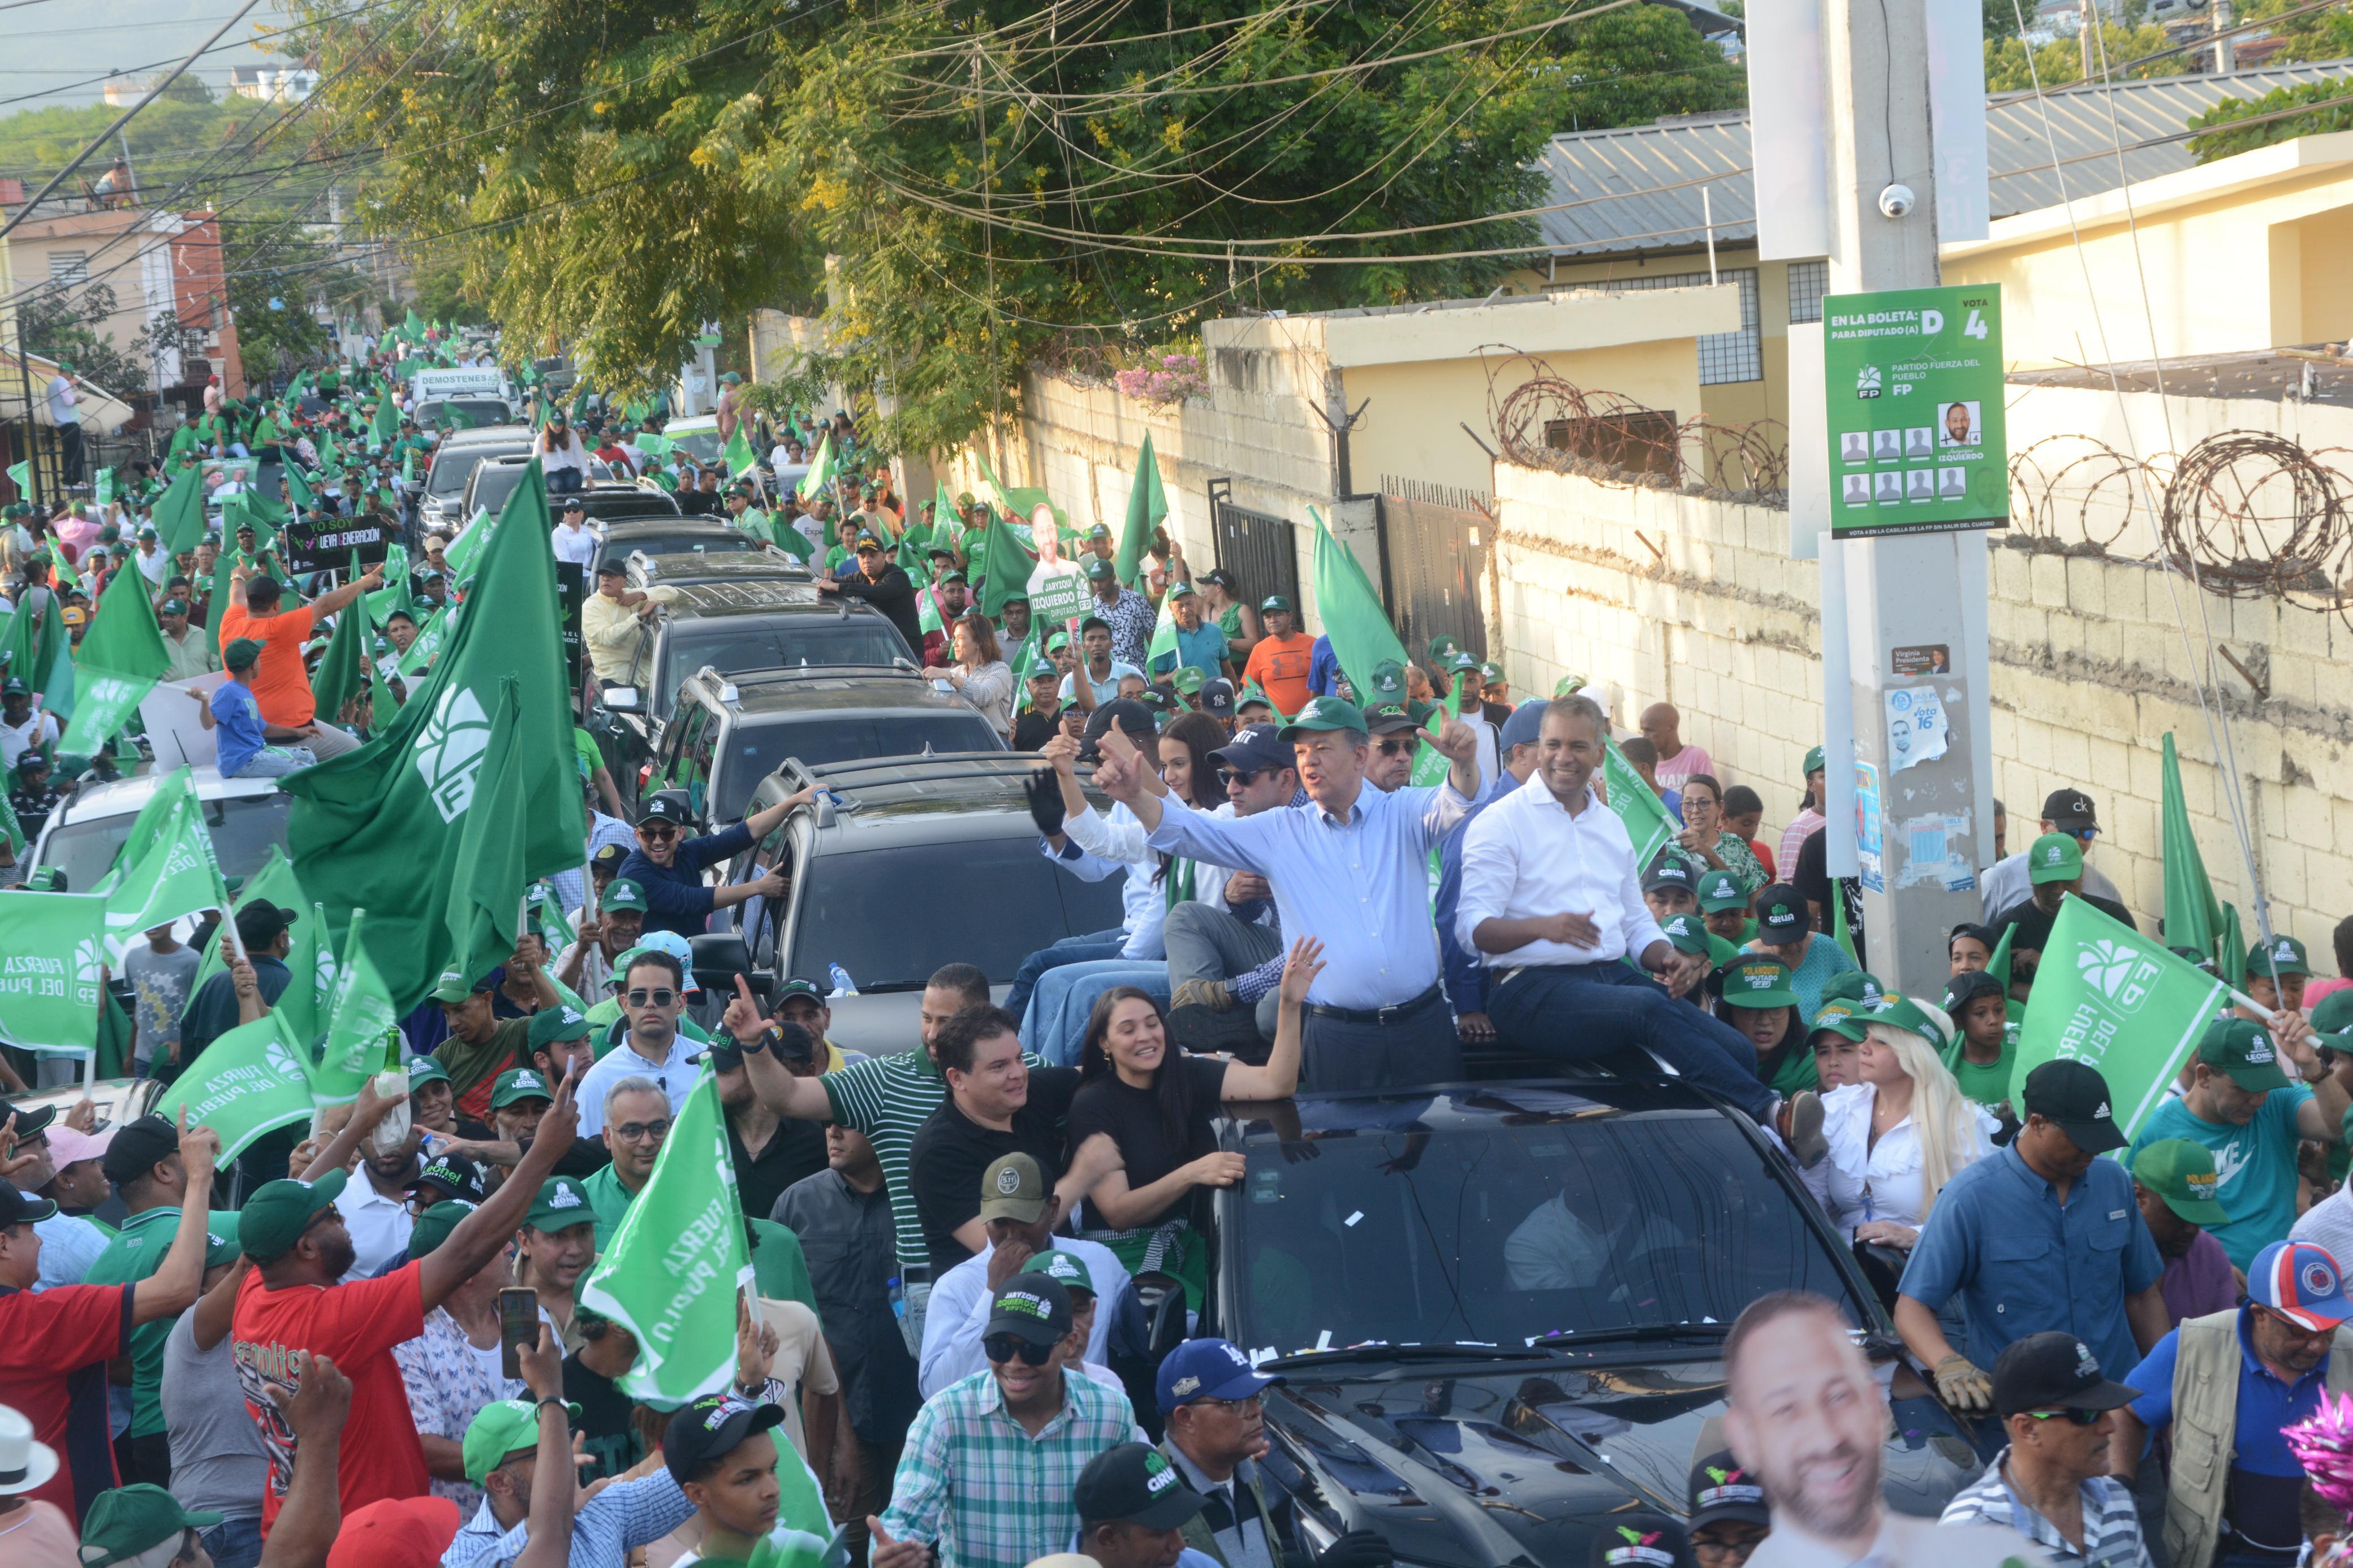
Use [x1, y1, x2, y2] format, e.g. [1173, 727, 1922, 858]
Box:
[1722, 1293, 2044, 1566]
[229, 1068, 581, 1536]
[330, 1105, 424, 1278]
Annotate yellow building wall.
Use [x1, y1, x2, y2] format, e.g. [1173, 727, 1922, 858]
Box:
[2297, 204, 2353, 346]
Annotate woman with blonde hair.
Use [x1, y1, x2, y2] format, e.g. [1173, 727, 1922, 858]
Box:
[1803, 995, 1996, 1250]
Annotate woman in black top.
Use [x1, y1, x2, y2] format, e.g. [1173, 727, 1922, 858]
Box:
[1064, 938, 1319, 1306]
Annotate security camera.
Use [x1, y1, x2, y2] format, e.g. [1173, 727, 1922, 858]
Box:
[1878, 183, 1916, 219]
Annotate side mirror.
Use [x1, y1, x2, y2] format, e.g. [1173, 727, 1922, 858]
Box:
[602, 686, 641, 714]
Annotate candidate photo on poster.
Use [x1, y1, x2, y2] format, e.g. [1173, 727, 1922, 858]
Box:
[1939, 400, 1984, 447]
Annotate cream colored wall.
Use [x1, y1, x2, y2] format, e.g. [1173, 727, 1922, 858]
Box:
[6, 230, 155, 369]
[1529, 249, 1800, 434]
[2297, 204, 2353, 347]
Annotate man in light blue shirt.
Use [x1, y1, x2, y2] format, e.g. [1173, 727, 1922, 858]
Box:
[1094, 694, 1480, 1090]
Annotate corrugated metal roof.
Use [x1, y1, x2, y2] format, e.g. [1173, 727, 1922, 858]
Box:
[1533, 59, 2353, 258]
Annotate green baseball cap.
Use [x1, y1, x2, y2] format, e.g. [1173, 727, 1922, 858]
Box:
[1363, 659, 1409, 703]
[406, 1199, 477, 1260]
[1696, 870, 1750, 913]
[2248, 934, 2311, 978]
[1170, 666, 1206, 696]
[1819, 970, 1885, 1007]
[158, 597, 190, 616]
[1085, 558, 1115, 581]
[1717, 957, 1800, 1011]
[2196, 1017, 2292, 1091]
[1025, 656, 1060, 683]
[1019, 1248, 1097, 1298]
[1810, 1001, 1869, 1042]
[525, 1175, 596, 1233]
[490, 1067, 554, 1109]
[223, 636, 265, 671]
[774, 977, 826, 1006]
[406, 1054, 453, 1090]
[1259, 595, 1292, 614]
[1166, 578, 1196, 599]
[1445, 650, 1480, 675]
[2314, 990, 2353, 1042]
[1426, 635, 1461, 661]
[1861, 992, 1947, 1051]
[1477, 660, 1506, 684]
[76, 1484, 223, 1566]
[1278, 695, 1368, 740]
[527, 1004, 593, 1051]
[239, 1169, 349, 1263]
[430, 969, 494, 1004]
[464, 1397, 582, 1484]
[600, 878, 649, 915]
[1658, 912, 1741, 968]
[1803, 745, 1825, 776]
[2130, 1138, 2230, 1226]
[2027, 832, 2084, 884]
[201, 1213, 241, 1272]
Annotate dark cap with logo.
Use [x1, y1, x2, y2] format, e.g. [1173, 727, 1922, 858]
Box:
[2042, 788, 2098, 830]
[2020, 1059, 2127, 1153]
[100, 1113, 182, 1186]
[636, 791, 695, 827]
[1643, 856, 1697, 895]
[1753, 885, 1807, 938]
[1589, 1515, 1697, 1568]
[1076, 1442, 1208, 1531]
[661, 1394, 787, 1484]
[410, 1152, 487, 1205]
[1991, 1331, 2139, 1420]
[1685, 1450, 1770, 1530]
[986, 1274, 1074, 1346]
[1210, 723, 1291, 777]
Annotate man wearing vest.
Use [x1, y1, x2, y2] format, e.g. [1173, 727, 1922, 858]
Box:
[2110, 1239, 2353, 1568]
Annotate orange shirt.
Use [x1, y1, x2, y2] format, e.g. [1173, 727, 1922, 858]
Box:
[218, 602, 319, 727]
[1243, 632, 1317, 717]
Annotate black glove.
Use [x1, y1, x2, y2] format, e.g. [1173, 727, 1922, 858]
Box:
[1314, 1532, 1393, 1568]
[1024, 770, 1067, 839]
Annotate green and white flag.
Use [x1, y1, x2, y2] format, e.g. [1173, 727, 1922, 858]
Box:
[285, 459, 585, 1013]
[728, 1453, 841, 1568]
[2009, 893, 2230, 1139]
[445, 506, 495, 585]
[1116, 433, 1168, 589]
[578, 1072, 752, 1406]
[60, 565, 172, 761]
[364, 543, 411, 628]
[276, 900, 341, 1059]
[187, 847, 306, 997]
[725, 427, 760, 480]
[443, 679, 530, 986]
[398, 603, 455, 676]
[154, 1013, 317, 1160]
[1601, 740, 1679, 871]
[1307, 507, 1408, 700]
[152, 463, 208, 558]
[796, 434, 835, 502]
[94, 768, 230, 960]
[315, 909, 397, 1104]
[0, 891, 109, 1052]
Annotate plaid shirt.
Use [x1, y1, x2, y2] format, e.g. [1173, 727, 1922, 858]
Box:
[1937, 1446, 2151, 1567]
[1095, 586, 1157, 668]
[881, 1368, 1136, 1568]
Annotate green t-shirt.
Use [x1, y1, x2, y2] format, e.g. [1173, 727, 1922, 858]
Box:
[83, 1207, 240, 1437]
[1758, 1039, 1818, 1097]
[1940, 1026, 2018, 1114]
[2128, 1082, 2313, 1271]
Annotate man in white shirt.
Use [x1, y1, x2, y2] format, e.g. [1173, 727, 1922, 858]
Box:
[1455, 694, 1822, 1156]
[1978, 787, 2122, 915]
[574, 950, 703, 1136]
[1, 677, 61, 770]
[551, 495, 600, 571]
[132, 528, 171, 588]
[332, 1117, 422, 1277]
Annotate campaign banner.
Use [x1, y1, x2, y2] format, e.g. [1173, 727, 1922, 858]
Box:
[281, 513, 393, 573]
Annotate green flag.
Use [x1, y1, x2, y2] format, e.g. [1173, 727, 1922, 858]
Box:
[0, 891, 109, 1053]
[796, 434, 835, 502]
[372, 385, 399, 444]
[364, 544, 410, 628]
[205, 545, 239, 657]
[2158, 732, 2225, 968]
[93, 467, 115, 506]
[576, 1071, 752, 1405]
[398, 604, 454, 676]
[284, 465, 319, 515]
[725, 427, 759, 480]
[763, 516, 814, 561]
[6, 460, 27, 494]
[636, 432, 675, 462]
[283, 459, 586, 1012]
[152, 464, 208, 559]
[976, 508, 1038, 619]
[93, 767, 231, 961]
[2218, 902, 2247, 989]
[445, 505, 496, 585]
[442, 679, 530, 984]
[59, 565, 172, 760]
[311, 575, 369, 729]
[187, 848, 305, 998]
[153, 1012, 318, 1161]
[2010, 895, 2230, 1138]
[274, 899, 344, 1063]
[315, 906, 398, 1104]
[1601, 740, 1679, 870]
[1117, 434, 1168, 589]
[1308, 508, 1407, 700]
[1, 582, 64, 714]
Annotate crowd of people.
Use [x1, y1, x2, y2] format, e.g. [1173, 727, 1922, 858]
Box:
[6, 330, 2353, 1568]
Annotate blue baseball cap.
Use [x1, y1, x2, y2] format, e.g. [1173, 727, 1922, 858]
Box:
[1498, 698, 1550, 752]
[2249, 1239, 2353, 1332]
[1156, 1337, 1283, 1415]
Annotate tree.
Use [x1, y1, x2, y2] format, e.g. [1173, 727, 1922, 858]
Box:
[2240, 0, 2353, 62]
[1982, 22, 2172, 92]
[286, 0, 1743, 456]
[2188, 79, 2353, 162]
[219, 220, 374, 384]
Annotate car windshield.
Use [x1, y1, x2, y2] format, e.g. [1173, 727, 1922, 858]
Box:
[1226, 1095, 1865, 1358]
[471, 460, 611, 516]
[656, 621, 910, 717]
[714, 713, 1002, 817]
[415, 399, 511, 429]
[668, 427, 724, 464]
[428, 444, 526, 499]
[788, 840, 1126, 988]
[598, 530, 755, 567]
[39, 794, 291, 896]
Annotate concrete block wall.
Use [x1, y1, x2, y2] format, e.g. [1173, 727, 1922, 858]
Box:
[1492, 462, 2353, 964]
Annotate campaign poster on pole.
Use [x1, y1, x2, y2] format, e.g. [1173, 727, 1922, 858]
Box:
[1824, 283, 2007, 538]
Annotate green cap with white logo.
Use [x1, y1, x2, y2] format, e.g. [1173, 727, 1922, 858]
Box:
[1020, 1247, 1098, 1298]
[2196, 1017, 2291, 1091]
[2027, 832, 2084, 885]
[490, 1067, 554, 1108]
[2129, 1138, 2230, 1226]
[1278, 696, 1369, 740]
[1696, 870, 1751, 913]
[528, 1005, 593, 1050]
[1364, 659, 1408, 703]
[2248, 934, 2310, 978]
[525, 1175, 595, 1234]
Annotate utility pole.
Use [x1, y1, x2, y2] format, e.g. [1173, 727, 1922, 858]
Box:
[1820, 0, 1998, 996]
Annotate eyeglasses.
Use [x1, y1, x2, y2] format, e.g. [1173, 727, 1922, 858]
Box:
[1191, 1393, 1262, 1415]
[1373, 738, 1416, 756]
[1216, 767, 1263, 788]
[982, 1334, 1055, 1366]
[613, 1119, 673, 1143]
[2256, 1303, 2336, 1340]
[2023, 1406, 2106, 1426]
[640, 823, 679, 840]
[626, 988, 678, 1009]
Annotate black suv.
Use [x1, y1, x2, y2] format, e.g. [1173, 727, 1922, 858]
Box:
[1187, 1077, 1983, 1566]
[619, 552, 808, 594]
[597, 519, 765, 573]
[551, 482, 680, 525]
[693, 754, 1125, 1053]
[587, 580, 913, 785]
[639, 666, 1005, 818]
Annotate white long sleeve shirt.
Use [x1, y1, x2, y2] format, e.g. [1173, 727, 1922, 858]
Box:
[1454, 779, 1667, 969]
[1046, 800, 1167, 959]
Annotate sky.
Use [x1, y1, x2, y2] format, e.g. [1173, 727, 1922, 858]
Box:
[0, 0, 305, 113]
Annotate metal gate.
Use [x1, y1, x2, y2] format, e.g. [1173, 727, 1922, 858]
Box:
[1377, 478, 1490, 666]
[1207, 478, 1300, 609]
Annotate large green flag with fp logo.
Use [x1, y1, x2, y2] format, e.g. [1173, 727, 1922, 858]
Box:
[154, 1012, 318, 1160]
[315, 908, 397, 1104]
[577, 1072, 752, 1406]
[93, 768, 230, 962]
[283, 459, 585, 1013]
[1602, 740, 1679, 870]
[2009, 893, 2231, 1139]
[0, 891, 110, 1051]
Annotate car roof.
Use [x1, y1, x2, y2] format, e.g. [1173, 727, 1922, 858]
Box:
[624, 552, 807, 587]
[686, 668, 971, 720]
[46, 764, 278, 829]
[660, 580, 833, 616]
[1229, 1077, 1738, 1134]
[437, 426, 531, 448]
[601, 518, 744, 543]
[757, 753, 1057, 825]
[665, 414, 719, 432]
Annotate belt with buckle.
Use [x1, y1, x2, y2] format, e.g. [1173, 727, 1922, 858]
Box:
[1302, 984, 1443, 1027]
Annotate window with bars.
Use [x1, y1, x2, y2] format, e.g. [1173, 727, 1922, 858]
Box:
[1787, 260, 1830, 325]
[1587, 267, 1762, 385]
[48, 251, 87, 284]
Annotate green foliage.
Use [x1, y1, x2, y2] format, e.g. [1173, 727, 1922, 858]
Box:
[2187, 79, 2353, 162]
[2239, 0, 2353, 62]
[1982, 22, 2172, 91]
[406, 253, 494, 328]
[19, 284, 145, 395]
[220, 220, 377, 383]
[287, 0, 1742, 457]
[0, 91, 324, 223]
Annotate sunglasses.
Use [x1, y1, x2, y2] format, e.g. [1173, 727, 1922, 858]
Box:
[1373, 737, 1417, 756]
[1216, 767, 1264, 788]
[2022, 1406, 2106, 1426]
[613, 1119, 673, 1142]
[626, 988, 678, 1008]
[982, 1334, 1055, 1366]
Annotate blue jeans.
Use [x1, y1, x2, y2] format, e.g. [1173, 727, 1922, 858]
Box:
[1003, 927, 1128, 1019]
[1023, 960, 1169, 1065]
[1486, 962, 1775, 1121]
[202, 1516, 264, 1568]
[223, 744, 317, 778]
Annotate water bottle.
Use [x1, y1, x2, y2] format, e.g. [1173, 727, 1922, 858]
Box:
[828, 964, 859, 999]
[367, 1027, 411, 1156]
[887, 1276, 906, 1323]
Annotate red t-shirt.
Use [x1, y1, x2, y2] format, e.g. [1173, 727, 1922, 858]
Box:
[0, 1282, 132, 1520]
[231, 1262, 429, 1534]
[218, 602, 320, 728]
